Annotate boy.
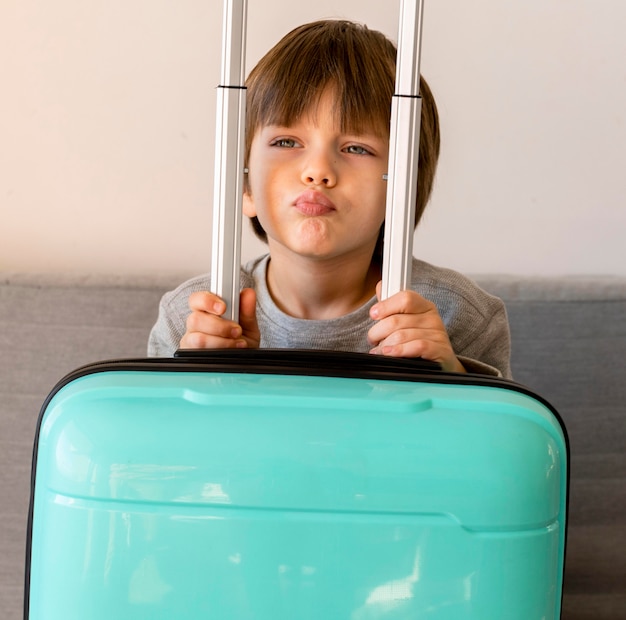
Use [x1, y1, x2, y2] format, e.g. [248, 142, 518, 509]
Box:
[148, 20, 511, 378]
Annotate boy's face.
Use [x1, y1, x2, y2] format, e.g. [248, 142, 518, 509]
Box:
[243, 88, 389, 265]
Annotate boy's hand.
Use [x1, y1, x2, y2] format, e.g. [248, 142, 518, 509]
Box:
[368, 282, 465, 373]
[179, 288, 260, 350]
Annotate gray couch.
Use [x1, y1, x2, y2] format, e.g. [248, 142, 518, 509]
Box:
[1, 272, 624, 619]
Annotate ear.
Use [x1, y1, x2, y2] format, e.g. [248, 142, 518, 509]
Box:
[243, 190, 256, 218]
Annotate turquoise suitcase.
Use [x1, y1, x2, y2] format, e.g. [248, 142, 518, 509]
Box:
[25, 350, 568, 619]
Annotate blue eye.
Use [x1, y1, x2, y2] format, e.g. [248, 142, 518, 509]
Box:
[271, 138, 298, 148]
[345, 145, 370, 155]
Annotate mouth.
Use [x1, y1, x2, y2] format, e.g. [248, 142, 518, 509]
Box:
[293, 190, 336, 216]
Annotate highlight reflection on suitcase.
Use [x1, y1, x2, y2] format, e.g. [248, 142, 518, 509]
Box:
[25, 351, 568, 619]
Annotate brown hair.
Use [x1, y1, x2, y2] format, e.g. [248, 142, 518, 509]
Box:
[244, 20, 440, 258]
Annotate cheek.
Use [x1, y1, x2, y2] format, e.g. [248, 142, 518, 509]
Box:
[245, 163, 284, 218]
[369, 184, 388, 225]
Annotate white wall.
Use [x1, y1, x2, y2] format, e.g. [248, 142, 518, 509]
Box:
[1, 0, 624, 277]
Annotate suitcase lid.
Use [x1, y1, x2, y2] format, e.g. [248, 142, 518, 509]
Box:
[33, 350, 568, 530]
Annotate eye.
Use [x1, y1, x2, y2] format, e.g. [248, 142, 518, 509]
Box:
[270, 137, 299, 148]
[344, 144, 372, 156]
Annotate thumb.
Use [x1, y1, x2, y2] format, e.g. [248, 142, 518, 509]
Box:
[239, 288, 260, 347]
[375, 280, 383, 302]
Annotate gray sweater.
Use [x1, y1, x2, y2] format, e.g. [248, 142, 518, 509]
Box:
[148, 255, 512, 378]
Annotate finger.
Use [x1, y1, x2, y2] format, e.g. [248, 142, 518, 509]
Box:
[369, 332, 463, 372]
[368, 312, 443, 347]
[188, 291, 227, 316]
[368, 314, 404, 346]
[372, 333, 436, 358]
[185, 310, 242, 341]
[370, 323, 443, 349]
[239, 288, 261, 346]
[369, 337, 445, 365]
[180, 330, 247, 350]
[370, 288, 435, 321]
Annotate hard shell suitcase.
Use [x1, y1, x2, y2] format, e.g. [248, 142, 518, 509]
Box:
[25, 352, 568, 619]
[24, 1, 568, 618]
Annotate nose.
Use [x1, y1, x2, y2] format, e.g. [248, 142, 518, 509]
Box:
[301, 148, 337, 187]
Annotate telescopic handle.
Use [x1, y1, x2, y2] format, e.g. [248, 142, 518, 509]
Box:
[210, 0, 248, 321]
[211, 0, 425, 316]
[381, 0, 425, 300]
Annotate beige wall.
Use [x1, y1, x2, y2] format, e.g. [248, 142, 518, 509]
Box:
[1, 0, 624, 277]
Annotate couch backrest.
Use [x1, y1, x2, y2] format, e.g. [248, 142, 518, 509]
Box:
[476, 275, 626, 618]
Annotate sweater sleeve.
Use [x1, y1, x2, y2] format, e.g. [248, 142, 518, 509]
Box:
[455, 303, 512, 379]
[147, 288, 190, 357]
[147, 274, 214, 357]
[410, 259, 513, 379]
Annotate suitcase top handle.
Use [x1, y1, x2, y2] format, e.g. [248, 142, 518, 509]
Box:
[211, 0, 425, 321]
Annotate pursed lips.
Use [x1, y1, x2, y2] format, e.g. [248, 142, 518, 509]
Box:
[293, 190, 336, 216]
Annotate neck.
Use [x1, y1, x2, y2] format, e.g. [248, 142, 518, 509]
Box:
[265, 248, 380, 320]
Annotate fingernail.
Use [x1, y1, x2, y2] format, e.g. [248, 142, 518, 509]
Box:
[235, 340, 247, 348]
[231, 327, 242, 338]
[370, 306, 379, 319]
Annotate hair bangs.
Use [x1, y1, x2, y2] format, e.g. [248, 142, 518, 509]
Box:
[247, 20, 395, 140]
